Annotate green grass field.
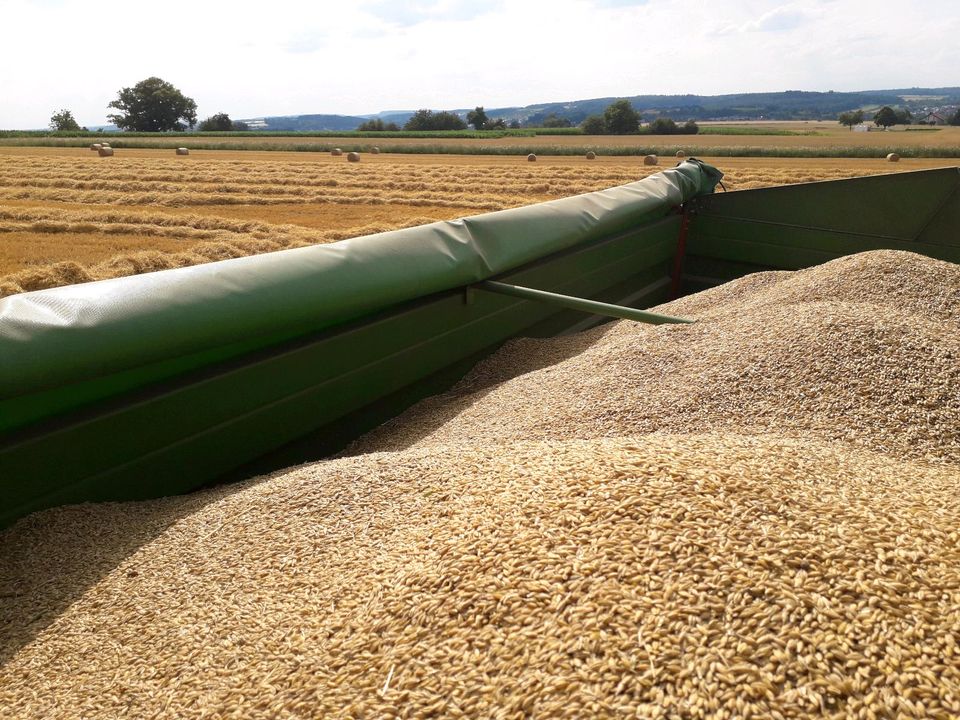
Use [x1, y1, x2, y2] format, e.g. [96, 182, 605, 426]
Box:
[2, 122, 958, 158]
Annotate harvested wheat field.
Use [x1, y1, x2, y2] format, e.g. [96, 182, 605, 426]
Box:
[0, 147, 953, 296]
[2, 250, 959, 719]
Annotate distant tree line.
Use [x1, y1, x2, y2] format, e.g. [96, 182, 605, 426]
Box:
[872, 106, 912, 128]
[357, 118, 400, 131]
[646, 117, 700, 135]
[46, 81, 960, 136]
[837, 110, 865, 129]
[402, 109, 467, 131]
[838, 106, 918, 129]
[579, 100, 698, 135]
[49, 77, 250, 133]
[198, 112, 248, 132]
[539, 113, 572, 128]
[360, 107, 513, 132]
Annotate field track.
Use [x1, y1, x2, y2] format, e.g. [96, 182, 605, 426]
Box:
[0, 146, 956, 296]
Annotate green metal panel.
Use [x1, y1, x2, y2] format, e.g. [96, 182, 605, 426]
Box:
[686, 167, 960, 279]
[0, 215, 683, 526]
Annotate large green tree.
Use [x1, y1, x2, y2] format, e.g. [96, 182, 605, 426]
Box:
[838, 109, 864, 129]
[603, 99, 640, 134]
[540, 113, 572, 128]
[648, 117, 679, 134]
[873, 106, 897, 128]
[581, 115, 606, 134]
[894, 107, 913, 125]
[466, 106, 488, 131]
[49, 109, 81, 131]
[198, 113, 247, 131]
[198, 112, 234, 131]
[403, 109, 466, 131]
[357, 118, 400, 131]
[107, 77, 198, 131]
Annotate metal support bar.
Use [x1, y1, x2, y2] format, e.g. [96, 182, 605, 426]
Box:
[475, 281, 694, 325]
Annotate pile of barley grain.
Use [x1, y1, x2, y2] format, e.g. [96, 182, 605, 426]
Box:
[1, 250, 958, 719]
[353, 250, 960, 465]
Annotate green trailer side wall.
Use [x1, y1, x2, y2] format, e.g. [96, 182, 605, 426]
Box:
[4, 163, 956, 529]
[682, 166, 960, 289]
[1, 160, 714, 526]
[2, 220, 679, 524]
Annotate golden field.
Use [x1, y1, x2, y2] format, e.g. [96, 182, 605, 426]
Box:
[6, 121, 960, 153]
[0, 146, 956, 296]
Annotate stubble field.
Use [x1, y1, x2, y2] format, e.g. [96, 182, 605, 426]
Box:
[0, 145, 955, 296]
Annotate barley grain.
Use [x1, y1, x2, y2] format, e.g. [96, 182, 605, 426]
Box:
[0, 248, 957, 718]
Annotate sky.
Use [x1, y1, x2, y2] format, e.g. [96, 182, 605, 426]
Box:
[2, 0, 958, 129]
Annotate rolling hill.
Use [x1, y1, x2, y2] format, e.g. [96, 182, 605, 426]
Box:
[237, 87, 960, 131]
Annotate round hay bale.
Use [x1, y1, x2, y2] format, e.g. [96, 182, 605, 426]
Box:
[585, 151, 596, 160]
[100, 143, 110, 148]
[371, 147, 380, 154]
[89, 143, 101, 151]
[675, 150, 686, 158]
[346, 152, 361, 162]
[886, 152, 900, 162]
[331, 148, 343, 156]
[527, 153, 537, 162]
[643, 154, 658, 166]
[176, 148, 189, 156]
[98, 147, 114, 157]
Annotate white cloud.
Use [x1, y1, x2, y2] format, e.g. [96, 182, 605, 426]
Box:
[358, 0, 506, 27]
[746, 6, 810, 32]
[590, 0, 650, 7]
[717, 3, 816, 34]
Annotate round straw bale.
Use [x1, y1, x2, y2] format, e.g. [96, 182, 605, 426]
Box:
[100, 142, 110, 148]
[371, 147, 380, 154]
[527, 153, 537, 162]
[331, 148, 343, 156]
[98, 147, 114, 157]
[90, 143, 101, 151]
[886, 152, 900, 162]
[643, 154, 658, 166]
[675, 150, 686, 158]
[585, 151, 596, 160]
[346, 152, 361, 162]
[176, 147, 189, 156]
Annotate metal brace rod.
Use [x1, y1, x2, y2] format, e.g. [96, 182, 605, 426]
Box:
[475, 281, 694, 325]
